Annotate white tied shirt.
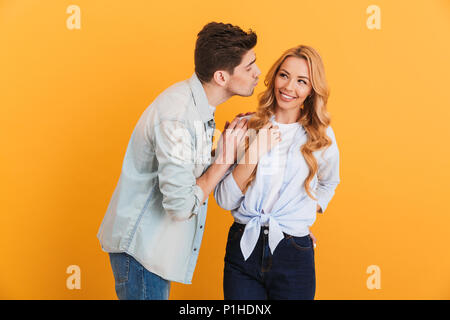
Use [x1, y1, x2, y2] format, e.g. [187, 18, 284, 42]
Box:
[214, 115, 340, 260]
[260, 119, 301, 213]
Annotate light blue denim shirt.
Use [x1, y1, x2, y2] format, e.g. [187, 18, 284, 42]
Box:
[97, 74, 215, 284]
[214, 116, 340, 260]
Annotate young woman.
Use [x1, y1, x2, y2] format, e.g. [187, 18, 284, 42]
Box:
[214, 45, 340, 300]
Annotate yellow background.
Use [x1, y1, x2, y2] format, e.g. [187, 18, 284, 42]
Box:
[1, 0, 449, 299]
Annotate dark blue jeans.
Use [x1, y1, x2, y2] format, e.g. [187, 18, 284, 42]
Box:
[223, 222, 316, 300]
[109, 252, 171, 300]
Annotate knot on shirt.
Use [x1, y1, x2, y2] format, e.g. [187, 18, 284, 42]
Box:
[239, 214, 285, 261]
[259, 212, 270, 226]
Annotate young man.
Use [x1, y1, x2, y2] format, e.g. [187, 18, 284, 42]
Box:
[97, 22, 261, 300]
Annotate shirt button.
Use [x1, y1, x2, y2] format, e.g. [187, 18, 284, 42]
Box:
[193, 248, 197, 251]
[200, 225, 203, 229]
[263, 229, 269, 235]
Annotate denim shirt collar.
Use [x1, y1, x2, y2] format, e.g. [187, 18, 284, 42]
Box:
[188, 73, 214, 125]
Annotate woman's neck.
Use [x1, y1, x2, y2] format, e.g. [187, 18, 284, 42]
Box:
[274, 107, 300, 124]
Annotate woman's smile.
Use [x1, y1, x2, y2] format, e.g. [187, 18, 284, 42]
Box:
[279, 90, 298, 102]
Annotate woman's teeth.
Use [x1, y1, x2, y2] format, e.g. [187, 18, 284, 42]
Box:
[280, 92, 296, 100]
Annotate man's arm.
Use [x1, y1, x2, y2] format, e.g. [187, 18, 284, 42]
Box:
[154, 119, 206, 221]
[196, 117, 248, 203]
[196, 162, 230, 204]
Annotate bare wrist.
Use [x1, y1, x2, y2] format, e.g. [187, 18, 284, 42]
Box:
[212, 158, 232, 171]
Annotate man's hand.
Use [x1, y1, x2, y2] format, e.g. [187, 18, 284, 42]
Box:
[215, 116, 248, 165]
[234, 111, 255, 119]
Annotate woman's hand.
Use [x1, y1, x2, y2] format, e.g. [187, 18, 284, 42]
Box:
[309, 231, 317, 248]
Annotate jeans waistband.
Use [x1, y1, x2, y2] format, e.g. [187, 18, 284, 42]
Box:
[233, 221, 309, 239]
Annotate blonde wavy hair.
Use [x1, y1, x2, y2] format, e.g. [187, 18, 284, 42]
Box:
[242, 45, 332, 199]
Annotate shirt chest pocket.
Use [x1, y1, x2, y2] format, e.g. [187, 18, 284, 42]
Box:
[193, 135, 212, 178]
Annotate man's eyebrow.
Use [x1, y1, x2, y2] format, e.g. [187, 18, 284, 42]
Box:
[245, 58, 256, 68]
[280, 68, 309, 80]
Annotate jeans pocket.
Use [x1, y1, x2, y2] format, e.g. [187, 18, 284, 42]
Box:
[287, 235, 312, 251]
[227, 223, 244, 243]
[109, 253, 130, 285]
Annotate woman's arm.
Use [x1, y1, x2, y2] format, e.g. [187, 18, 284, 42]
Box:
[231, 143, 259, 192]
[315, 126, 340, 213]
[213, 164, 245, 211]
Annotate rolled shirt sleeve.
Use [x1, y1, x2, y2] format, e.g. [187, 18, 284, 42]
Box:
[154, 119, 204, 221]
[315, 126, 340, 213]
[214, 164, 245, 211]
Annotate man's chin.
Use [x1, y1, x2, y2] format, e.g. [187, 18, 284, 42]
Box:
[239, 88, 254, 97]
[228, 86, 254, 98]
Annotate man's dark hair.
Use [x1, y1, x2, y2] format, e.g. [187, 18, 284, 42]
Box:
[195, 22, 257, 83]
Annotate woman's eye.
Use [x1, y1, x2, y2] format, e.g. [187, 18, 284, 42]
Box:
[298, 80, 306, 84]
[279, 73, 287, 78]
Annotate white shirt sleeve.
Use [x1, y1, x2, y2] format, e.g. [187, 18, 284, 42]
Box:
[316, 126, 340, 213]
[213, 164, 245, 211]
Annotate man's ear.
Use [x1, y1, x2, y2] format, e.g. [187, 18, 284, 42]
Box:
[212, 70, 229, 87]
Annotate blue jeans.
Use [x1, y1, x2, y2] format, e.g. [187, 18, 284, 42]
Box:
[108, 252, 171, 300]
[223, 222, 316, 300]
